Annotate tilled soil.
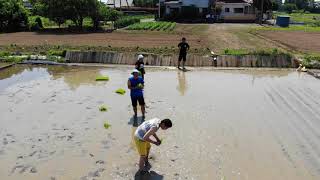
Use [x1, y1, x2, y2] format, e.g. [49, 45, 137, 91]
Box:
[258, 31, 320, 53]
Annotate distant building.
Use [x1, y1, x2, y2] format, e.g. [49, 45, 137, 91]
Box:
[23, 0, 32, 10]
[216, 0, 256, 22]
[105, 0, 134, 8]
[161, 0, 212, 19]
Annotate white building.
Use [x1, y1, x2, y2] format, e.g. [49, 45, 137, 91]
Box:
[161, 0, 211, 17]
[216, 0, 256, 22]
[104, 0, 134, 8]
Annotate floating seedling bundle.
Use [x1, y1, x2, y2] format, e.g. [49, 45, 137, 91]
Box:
[96, 76, 109, 81]
[115, 88, 126, 95]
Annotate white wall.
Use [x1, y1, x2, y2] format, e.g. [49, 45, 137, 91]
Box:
[220, 3, 246, 16]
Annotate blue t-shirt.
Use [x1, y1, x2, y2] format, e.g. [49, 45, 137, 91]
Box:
[129, 76, 144, 97]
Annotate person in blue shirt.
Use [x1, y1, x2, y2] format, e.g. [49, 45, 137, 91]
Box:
[128, 69, 145, 119]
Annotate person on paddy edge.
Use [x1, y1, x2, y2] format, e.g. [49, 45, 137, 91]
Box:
[134, 118, 173, 173]
[135, 54, 146, 79]
[178, 37, 190, 69]
[128, 69, 145, 119]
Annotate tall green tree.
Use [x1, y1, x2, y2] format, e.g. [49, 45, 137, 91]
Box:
[0, 0, 28, 32]
[285, 0, 310, 10]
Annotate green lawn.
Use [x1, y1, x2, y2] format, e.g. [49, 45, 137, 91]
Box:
[274, 12, 320, 25]
[252, 25, 320, 32]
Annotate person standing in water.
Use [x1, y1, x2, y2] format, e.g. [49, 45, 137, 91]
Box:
[178, 37, 190, 69]
[128, 69, 145, 119]
[134, 118, 172, 173]
[135, 54, 146, 79]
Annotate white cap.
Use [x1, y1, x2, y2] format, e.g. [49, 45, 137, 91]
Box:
[138, 54, 144, 60]
[132, 69, 139, 74]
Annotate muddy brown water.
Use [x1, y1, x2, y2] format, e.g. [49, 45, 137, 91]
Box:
[0, 65, 320, 180]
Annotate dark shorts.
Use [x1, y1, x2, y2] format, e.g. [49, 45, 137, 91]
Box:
[131, 96, 145, 107]
[179, 53, 187, 61]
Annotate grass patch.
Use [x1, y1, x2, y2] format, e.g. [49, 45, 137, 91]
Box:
[253, 25, 320, 32]
[0, 51, 11, 57]
[302, 54, 320, 68]
[0, 56, 28, 63]
[115, 16, 141, 28]
[274, 12, 320, 25]
[127, 22, 176, 31]
[0, 44, 209, 56]
[47, 50, 67, 57]
[223, 48, 293, 58]
[223, 49, 249, 55]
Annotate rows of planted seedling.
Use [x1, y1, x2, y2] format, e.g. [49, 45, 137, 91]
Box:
[127, 22, 176, 31]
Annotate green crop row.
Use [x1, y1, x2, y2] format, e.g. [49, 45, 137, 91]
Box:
[127, 22, 176, 31]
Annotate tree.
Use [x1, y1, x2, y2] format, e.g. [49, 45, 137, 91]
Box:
[283, 3, 298, 13]
[0, 0, 28, 32]
[285, 0, 309, 10]
[271, 0, 280, 11]
[30, 0, 68, 27]
[90, 1, 111, 30]
[133, 0, 157, 7]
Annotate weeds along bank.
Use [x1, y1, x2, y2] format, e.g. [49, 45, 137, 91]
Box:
[1, 45, 319, 69]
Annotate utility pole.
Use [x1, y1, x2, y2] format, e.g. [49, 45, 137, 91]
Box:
[260, 0, 264, 24]
[125, 0, 129, 9]
[158, 0, 161, 20]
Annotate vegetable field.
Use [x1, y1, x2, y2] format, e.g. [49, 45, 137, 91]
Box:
[127, 22, 176, 31]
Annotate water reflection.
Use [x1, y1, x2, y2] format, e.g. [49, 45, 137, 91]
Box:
[47, 66, 104, 90]
[0, 65, 107, 91]
[177, 71, 188, 95]
[0, 65, 32, 80]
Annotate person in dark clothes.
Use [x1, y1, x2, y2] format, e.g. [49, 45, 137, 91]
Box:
[178, 37, 190, 69]
[135, 54, 145, 79]
[128, 69, 145, 119]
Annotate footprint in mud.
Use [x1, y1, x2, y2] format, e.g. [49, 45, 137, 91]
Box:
[11, 165, 37, 174]
[101, 140, 110, 149]
[96, 160, 105, 165]
[81, 168, 105, 179]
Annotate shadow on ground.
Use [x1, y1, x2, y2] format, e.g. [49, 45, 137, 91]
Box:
[134, 170, 164, 180]
[128, 116, 145, 127]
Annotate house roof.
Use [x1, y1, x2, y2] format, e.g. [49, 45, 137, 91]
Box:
[216, 0, 253, 3]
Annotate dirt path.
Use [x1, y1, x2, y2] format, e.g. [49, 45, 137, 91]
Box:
[205, 24, 281, 52]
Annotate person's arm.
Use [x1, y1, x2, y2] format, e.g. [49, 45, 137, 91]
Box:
[128, 79, 137, 90]
[143, 127, 160, 145]
[187, 43, 190, 50]
[178, 42, 181, 49]
[153, 133, 161, 143]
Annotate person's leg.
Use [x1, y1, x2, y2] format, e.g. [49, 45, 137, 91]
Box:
[141, 105, 145, 118]
[135, 137, 148, 171]
[182, 54, 187, 69]
[139, 156, 147, 170]
[138, 96, 146, 118]
[131, 96, 138, 117]
[178, 54, 182, 68]
[146, 143, 151, 163]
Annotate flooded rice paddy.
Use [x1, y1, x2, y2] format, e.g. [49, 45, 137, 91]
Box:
[0, 65, 320, 180]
